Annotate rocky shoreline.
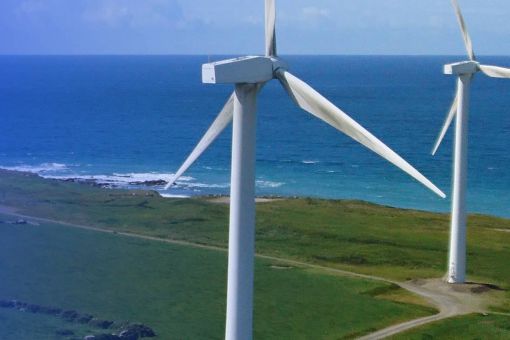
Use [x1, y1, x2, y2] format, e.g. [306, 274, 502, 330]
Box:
[0, 299, 156, 340]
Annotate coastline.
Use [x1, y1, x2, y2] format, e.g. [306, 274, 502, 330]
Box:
[3, 168, 510, 221]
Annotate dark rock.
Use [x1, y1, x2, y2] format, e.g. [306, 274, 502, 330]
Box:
[119, 324, 156, 338]
[26, 304, 42, 313]
[39, 306, 62, 316]
[13, 300, 28, 311]
[89, 318, 114, 329]
[128, 180, 167, 186]
[110, 320, 131, 330]
[0, 300, 15, 308]
[118, 332, 138, 340]
[84, 334, 121, 340]
[76, 313, 94, 324]
[61, 310, 79, 321]
[55, 329, 74, 336]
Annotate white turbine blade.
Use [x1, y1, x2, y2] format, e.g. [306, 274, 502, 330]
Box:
[432, 92, 458, 156]
[479, 64, 510, 79]
[276, 70, 446, 198]
[265, 0, 277, 57]
[165, 93, 234, 189]
[451, 0, 476, 61]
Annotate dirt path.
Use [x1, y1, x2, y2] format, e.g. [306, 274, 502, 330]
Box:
[0, 206, 494, 339]
[358, 279, 484, 339]
[494, 228, 510, 233]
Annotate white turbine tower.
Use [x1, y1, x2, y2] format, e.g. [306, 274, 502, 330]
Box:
[166, 1, 445, 339]
[432, 0, 510, 284]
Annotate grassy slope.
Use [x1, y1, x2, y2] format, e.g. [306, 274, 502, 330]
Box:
[1, 170, 509, 284]
[390, 313, 510, 340]
[0, 216, 432, 339]
[1, 170, 509, 338]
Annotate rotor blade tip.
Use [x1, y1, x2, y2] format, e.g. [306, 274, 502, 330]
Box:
[164, 178, 176, 190]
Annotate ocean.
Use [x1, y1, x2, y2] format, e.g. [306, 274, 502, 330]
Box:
[0, 55, 509, 217]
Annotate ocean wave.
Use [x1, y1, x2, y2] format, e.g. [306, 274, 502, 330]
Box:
[184, 182, 230, 189]
[111, 172, 194, 183]
[301, 160, 320, 164]
[0, 163, 198, 189]
[256, 180, 284, 188]
[203, 166, 227, 171]
[0, 162, 69, 173]
[1, 162, 285, 194]
[45, 172, 196, 188]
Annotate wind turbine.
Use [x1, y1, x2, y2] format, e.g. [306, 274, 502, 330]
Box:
[432, 0, 510, 284]
[166, 1, 445, 339]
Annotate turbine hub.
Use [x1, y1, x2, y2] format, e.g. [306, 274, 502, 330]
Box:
[444, 61, 480, 76]
[202, 56, 287, 84]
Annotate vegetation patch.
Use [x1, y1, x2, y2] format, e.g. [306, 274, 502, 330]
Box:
[390, 313, 510, 339]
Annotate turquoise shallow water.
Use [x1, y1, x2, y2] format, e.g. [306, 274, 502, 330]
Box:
[0, 55, 509, 217]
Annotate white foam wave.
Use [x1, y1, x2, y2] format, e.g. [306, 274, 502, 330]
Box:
[184, 182, 230, 189]
[256, 180, 284, 188]
[0, 162, 68, 173]
[301, 160, 319, 164]
[203, 166, 227, 171]
[111, 172, 194, 183]
[45, 172, 195, 187]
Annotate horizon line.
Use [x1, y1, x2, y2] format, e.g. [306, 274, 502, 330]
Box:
[1, 53, 510, 57]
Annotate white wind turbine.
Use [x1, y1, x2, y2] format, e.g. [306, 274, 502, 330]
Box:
[432, 0, 510, 284]
[166, 1, 445, 339]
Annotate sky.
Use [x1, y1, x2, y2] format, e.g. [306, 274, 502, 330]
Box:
[1, 0, 510, 55]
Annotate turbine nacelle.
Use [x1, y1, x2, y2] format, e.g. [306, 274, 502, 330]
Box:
[202, 56, 288, 84]
[444, 61, 479, 76]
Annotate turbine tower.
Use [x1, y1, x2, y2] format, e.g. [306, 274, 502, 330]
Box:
[167, 1, 445, 338]
[432, 0, 510, 284]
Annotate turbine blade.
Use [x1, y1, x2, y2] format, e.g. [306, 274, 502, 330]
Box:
[165, 93, 235, 189]
[265, 0, 277, 57]
[451, 0, 476, 60]
[432, 92, 458, 155]
[276, 70, 446, 198]
[479, 64, 510, 78]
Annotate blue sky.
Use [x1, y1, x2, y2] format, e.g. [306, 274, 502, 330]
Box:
[1, 0, 510, 55]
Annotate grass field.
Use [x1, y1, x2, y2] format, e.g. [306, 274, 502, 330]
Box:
[390, 313, 510, 339]
[0, 169, 509, 338]
[1, 170, 509, 285]
[0, 214, 433, 339]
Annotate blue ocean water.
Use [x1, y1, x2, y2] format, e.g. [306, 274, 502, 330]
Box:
[0, 55, 509, 217]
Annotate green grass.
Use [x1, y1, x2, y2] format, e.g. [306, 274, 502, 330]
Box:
[1, 169, 510, 338]
[0, 216, 433, 339]
[1, 170, 509, 285]
[390, 313, 510, 339]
